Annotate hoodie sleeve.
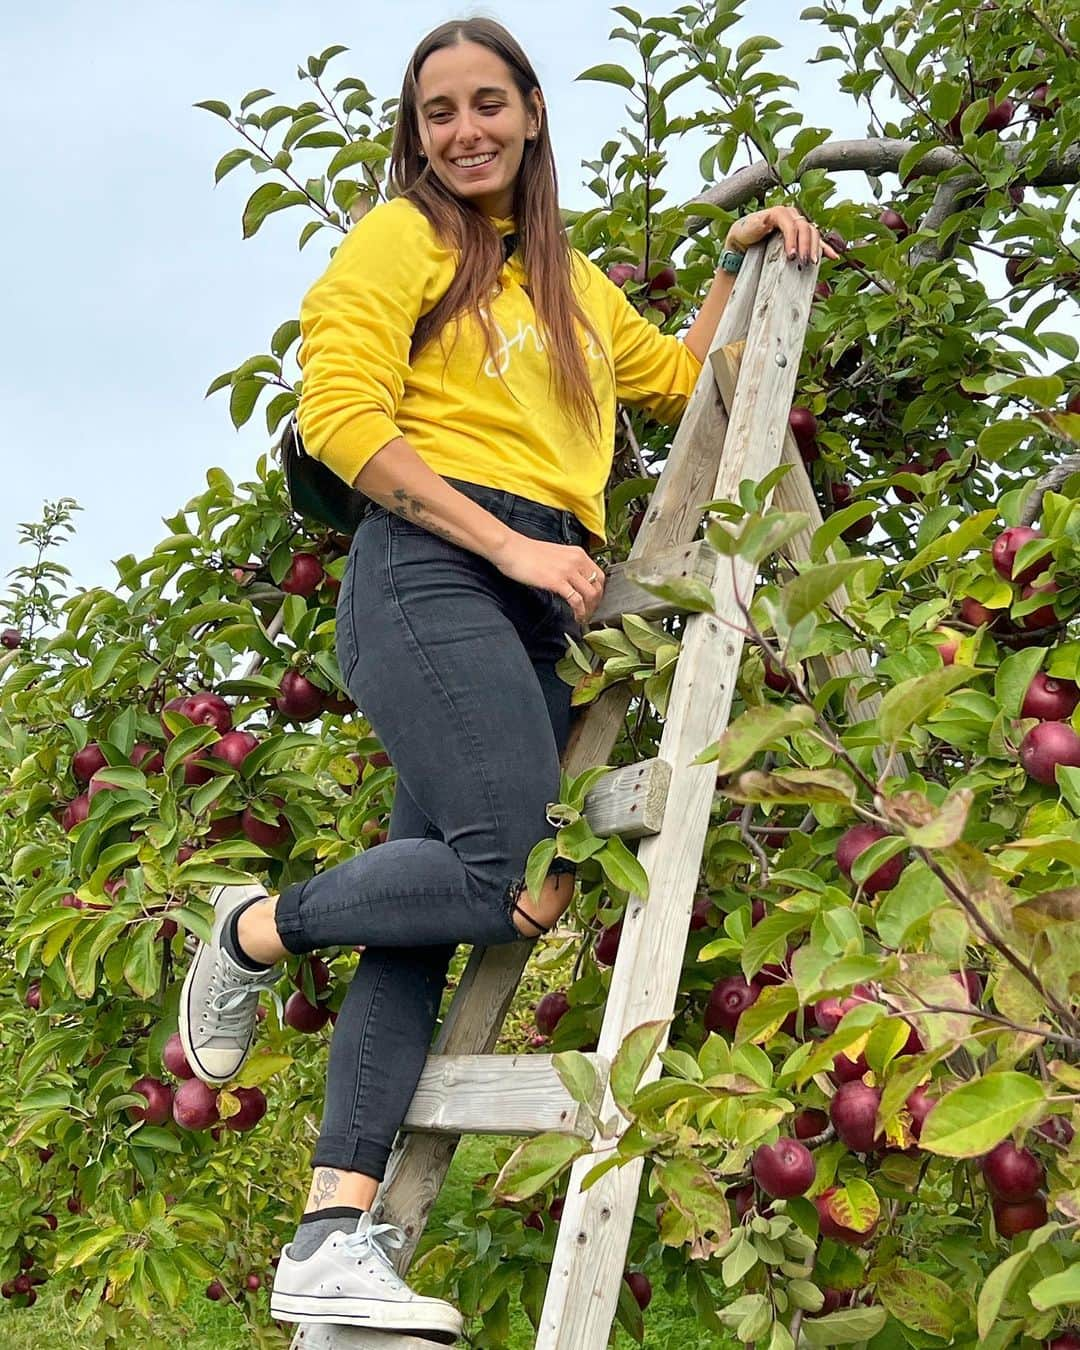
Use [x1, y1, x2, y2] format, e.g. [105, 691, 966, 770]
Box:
[296, 198, 453, 487]
[591, 261, 703, 425]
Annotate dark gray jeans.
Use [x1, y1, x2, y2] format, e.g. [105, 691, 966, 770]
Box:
[274, 477, 589, 1179]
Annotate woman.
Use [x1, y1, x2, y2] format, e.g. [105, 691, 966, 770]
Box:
[179, 16, 827, 1339]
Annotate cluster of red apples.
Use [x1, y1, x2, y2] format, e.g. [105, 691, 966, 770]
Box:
[942, 524, 1080, 788]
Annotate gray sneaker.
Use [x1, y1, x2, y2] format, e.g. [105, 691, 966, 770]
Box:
[270, 1212, 464, 1341]
[179, 884, 281, 1086]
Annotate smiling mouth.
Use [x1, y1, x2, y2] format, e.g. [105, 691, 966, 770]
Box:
[452, 152, 497, 169]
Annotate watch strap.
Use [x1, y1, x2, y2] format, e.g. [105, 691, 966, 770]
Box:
[719, 248, 745, 274]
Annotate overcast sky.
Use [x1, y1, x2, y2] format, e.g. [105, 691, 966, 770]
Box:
[0, 0, 998, 603]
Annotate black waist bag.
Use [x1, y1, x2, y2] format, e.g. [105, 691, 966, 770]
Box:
[281, 415, 369, 536]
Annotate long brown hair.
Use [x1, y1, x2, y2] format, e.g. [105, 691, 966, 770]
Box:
[389, 18, 605, 438]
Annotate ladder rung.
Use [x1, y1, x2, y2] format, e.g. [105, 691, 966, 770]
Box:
[403, 1052, 606, 1138]
[292, 1323, 457, 1348]
[582, 757, 670, 839]
[591, 537, 717, 625]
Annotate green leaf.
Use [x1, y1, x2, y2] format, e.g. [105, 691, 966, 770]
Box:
[213, 148, 251, 184]
[492, 1133, 590, 1202]
[123, 924, 162, 999]
[977, 1248, 1033, 1338]
[194, 99, 231, 119]
[325, 140, 391, 180]
[610, 1019, 669, 1114]
[826, 1179, 879, 1234]
[698, 703, 816, 775]
[576, 63, 636, 90]
[241, 182, 307, 238]
[128, 1125, 182, 1153]
[595, 836, 649, 898]
[920, 1072, 1047, 1157]
[877, 666, 977, 743]
[799, 1306, 887, 1346]
[1029, 1264, 1080, 1311]
[899, 509, 997, 578]
[552, 1051, 599, 1110]
[779, 559, 881, 627]
[234, 1053, 293, 1088]
[876, 1265, 961, 1337]
[628, 572, 716, 613]
[654, 1158, 731, 1244]
[995, 646, 1047, 718]
[59, 1226, 127, 1269]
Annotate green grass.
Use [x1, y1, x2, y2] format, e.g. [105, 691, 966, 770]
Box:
[0, 1133, 725, 1347]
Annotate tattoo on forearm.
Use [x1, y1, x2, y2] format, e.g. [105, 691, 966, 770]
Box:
[386, 490, 463, 546]
[311, 1168, 341, 1209]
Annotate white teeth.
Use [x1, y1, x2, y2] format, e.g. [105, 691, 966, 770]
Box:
[453, 153, 496, 168]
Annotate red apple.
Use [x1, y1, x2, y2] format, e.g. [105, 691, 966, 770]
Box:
[880, 208, 909, 238]
[751, 1139, 815, 1198]
[993, 523, 1047, 583]
[1006, 254, 1038, 287]
[72, 743, 108, 784]
[1046, 1332, 1080, 1350]
[211, 730, 260, 770]
[241, 796, 292, 849]
[172, 1078, 220, 1130]
[127, 1076, 174, 1126]
[982, 1142, 1045, 1203]
[607, 263, 638, 289]
[830, 1081, 883, 1153]
[1022, 673, 1080, 721]
[814, 280, 832, 300]
[1020, 580, 1060, 631]
[932, 627, 962, 665]
[1037, 1117, 1075, 1147]
[205, 813, 244, 842]
[594, 919, 623, 967]
[205, 1280, 225, 1301]
[292, 956, 331, 1003]
[993, 1195, 1047, 1237]
[981, 94, 1015, 132]
[180, 691, 233, 736]
[130, 743, 164, 774]
[959, 596, 999, 628]
[704, 976, 761, 1035]
[830, 1049, 871, 1084]
[1020, 721, 1080, 786]
[284, 990, 331, 1033]
[225, 1086, 267, 1132]
[1028, 83, 1056, 120]
[61, 794, 91, 832]
[280, 552, 325, 598]
[623, 1270, 652, 1311]
[1, 627, 22, 649]
[794, 1108, 829, 1140]
[836, 823, 904, 895]
[275, 670, 327, 721]
[830, 481, 852, 508]
[689, 894, 714, 931]
[789, 406, 818, 451]
[162, 1031, 195, 1080]
[25, 981, 41, 1011]
[905, 1085, 935, 1139]
[535, 990, 570, 1036]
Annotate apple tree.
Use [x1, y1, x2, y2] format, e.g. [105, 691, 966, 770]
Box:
[3, 0, 1080, 1345]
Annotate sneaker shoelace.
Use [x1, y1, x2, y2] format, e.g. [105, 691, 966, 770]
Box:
[341, 1220, 408, 1287]
[204, 957, 280, 1036]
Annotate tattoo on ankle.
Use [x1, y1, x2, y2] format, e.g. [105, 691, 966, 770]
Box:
[311, 1169, 341, 1209]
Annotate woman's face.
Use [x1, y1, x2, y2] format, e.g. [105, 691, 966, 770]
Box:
[414, 40, 542, 219]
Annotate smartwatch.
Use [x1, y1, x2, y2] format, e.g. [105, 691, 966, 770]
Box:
[719, 248, 745, 274]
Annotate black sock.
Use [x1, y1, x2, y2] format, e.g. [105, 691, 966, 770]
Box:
[291, 1206, 367, 1261]
[222, 896, 273, 972]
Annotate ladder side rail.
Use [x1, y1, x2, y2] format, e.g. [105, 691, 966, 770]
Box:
[538, 235, 818, 1348]
[364, 244, 768, 1269]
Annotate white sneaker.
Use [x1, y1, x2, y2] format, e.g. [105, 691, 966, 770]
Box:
[179, 883, 281, 1086]
[270, 1212, 464, 1341]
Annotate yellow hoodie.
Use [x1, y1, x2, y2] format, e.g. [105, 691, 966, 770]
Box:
[297, 196, 702, 552]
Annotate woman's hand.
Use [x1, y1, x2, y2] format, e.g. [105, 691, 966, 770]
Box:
[491, 533, 606, 627]
[725, 207, 839, 267]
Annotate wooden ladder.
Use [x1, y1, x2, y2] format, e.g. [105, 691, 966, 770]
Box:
[289, 233, 842, 1349]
